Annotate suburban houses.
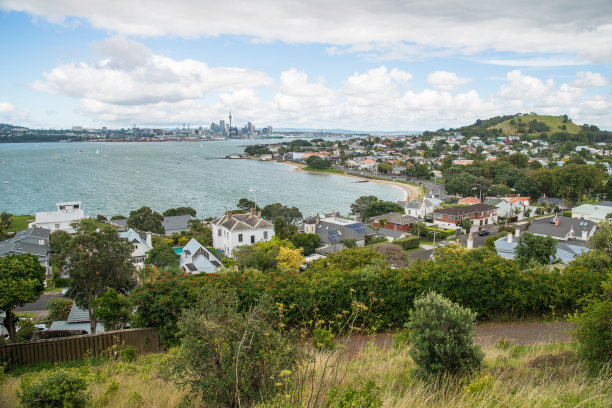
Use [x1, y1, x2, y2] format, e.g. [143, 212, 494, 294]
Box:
[211, 209, 275, 257]
[29, 201, 85, 233]
[433, 203, 497, 230]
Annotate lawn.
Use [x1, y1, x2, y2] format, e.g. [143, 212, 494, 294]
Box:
[302, 166, 345, 174]
[7, 215, 34, 233]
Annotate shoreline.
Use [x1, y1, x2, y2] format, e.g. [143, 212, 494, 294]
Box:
[280, 161, 420, 202]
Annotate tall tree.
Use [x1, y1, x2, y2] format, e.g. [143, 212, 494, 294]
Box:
[237, 198, 258, 212]
[363, 201, 405, 220]
[127, 206, 165, 234]
[261, 203, 303, 225]
[0, 254, 45, 342]
[163, 207, 196, 217]
[145, 245, 180, 268]
[515, 233, 557, 266]
[350, 195, 379, 221]
[57, 223, 136, 333]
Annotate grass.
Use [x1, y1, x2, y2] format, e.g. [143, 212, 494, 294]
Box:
[2, 342, 610, 408]
[488, 114, 583, 135]
[302, 166, 345, 174]
[7, 215, 34, 233]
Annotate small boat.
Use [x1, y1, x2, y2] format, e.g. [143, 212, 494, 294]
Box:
[136, 171, 141, 174]
[4, 181, 10, 184]
[96, 148, 99, 155]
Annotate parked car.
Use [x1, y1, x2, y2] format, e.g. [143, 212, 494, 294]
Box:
[478, 230, 490, 236]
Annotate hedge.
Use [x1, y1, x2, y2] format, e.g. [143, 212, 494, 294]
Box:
[132, 247, 608, 346]
[395, 236, 420, 250]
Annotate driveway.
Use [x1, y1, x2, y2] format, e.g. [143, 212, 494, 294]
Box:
[15, 293, 66, 313]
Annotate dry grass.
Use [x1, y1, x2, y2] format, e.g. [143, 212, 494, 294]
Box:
[1, 342, 610, 407]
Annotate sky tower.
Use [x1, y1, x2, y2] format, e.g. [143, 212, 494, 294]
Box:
[229, 108, 232, 129]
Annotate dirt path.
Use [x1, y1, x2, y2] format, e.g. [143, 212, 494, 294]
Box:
[341, 321, 574, 354]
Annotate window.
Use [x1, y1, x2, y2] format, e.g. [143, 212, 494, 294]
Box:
[434, 214, 442, 219]
[74, 204, 79, 209]
[251, 235, 255, 244]
[264, 231, 268, 239]
[218, 229, 221, 236]
[449, 215, 457, 220]
[55, 224, 60, 228]
[238, 234, 243, 243]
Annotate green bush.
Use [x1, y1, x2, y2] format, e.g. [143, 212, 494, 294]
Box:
[120, 345, 138, 363]
[313, 327, 336, 351]
[47, 297, 73, 321]
[19, 370, 90, 407]
[563, 211, 572, 218]
[325, 380, 382, 408]
[407, 292, 484, 377]
[392, 328, 411, 350]
[498, 226, 515, 234]
[16, 319, 36, 342]
[570, 274, 612, 364]
[53, 277, 71, 288]
[395, 235, 420, 250]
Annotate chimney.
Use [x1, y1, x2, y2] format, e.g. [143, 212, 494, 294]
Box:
[250, 207, 255, 216]
[146, 232, 152, 248]
[226, 210, 232, 219]
[467, 233, 473, 250]
[507, 233, 513, 243]
[515, 228, 520, 238]
[332, 209, 337, 218]
[257, 211, 262, 219]
[316, 213, 320, 224]
[555, 218, 559, 227]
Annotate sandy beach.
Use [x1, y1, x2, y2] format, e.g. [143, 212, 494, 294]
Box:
[282, 161, 421, 202]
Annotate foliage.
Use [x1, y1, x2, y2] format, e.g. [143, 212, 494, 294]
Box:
[16, 319, 36, 342]
[18, 369, 89, 408]
[127, 206, 165, 234]
[515, 233, 557, 266]
[350, 195, 379, 221]
[377, 161, 393, 174]
[0, 254, 45, 342]
[262, 203, 303, 225]
[460, 217, 472, 232]
[93, 288, 133, 330]
[56, 222, 136, 333]
[274, 216, 290, 239]
[569, 274, 612, 364]
[365, 235, 387, 246]
[237, 197, 259, 212]
[46, 297, 73, 321]
[234, 239, 285, 271]
[325, 380, 383, 408]
[407, 291, 484, 378]
[343, 238, 358, 248]
[313, 327, 336, 351]
[145, 245, 179, 268]
[163, 206, 196, 217]
[375, 244, 411, 267]
[290, 233, 320, 256]
[276, 246, 305, 271]
[166, 291, 298, 408]
[110, 214, 126, 220]
[0, 211, 12, 239]
[395, 236, 420, 250]
[363, 201, 405, 220]
[588, 220, 612, 255]
[306, 155, 331, 169]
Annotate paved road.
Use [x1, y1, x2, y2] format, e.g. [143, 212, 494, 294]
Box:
[15, 293, 66, 313]
[413, 178, 449, 201]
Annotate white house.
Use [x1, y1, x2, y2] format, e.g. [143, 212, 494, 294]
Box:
[571, 204, 612, 223]
[118, 228, 152, 269]
[397, 198, 441, 219]
[179, 238, 221, 274]
[211, 209, 275, 257]
[29, 201, 85, 233]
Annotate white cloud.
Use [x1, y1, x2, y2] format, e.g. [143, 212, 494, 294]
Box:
[499, 70, 555, 100]
[571, 71, 609, 88]
[0, 102, 14, 113]
[2, 0, 612, 63]
[31, 36, 273, 106]
[427, 71, 471, 91]
[0, 102, 30, 124]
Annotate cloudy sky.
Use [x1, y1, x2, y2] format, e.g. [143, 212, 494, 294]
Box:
[1, 0, 611, 131]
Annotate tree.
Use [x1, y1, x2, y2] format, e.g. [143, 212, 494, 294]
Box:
[56, 223, 136, 333]
[377, 162, 393, 174]
[276, 246, 305, 271]
[350, 195, 379, 221]
[0, 254, 45, 342]
[588, 220, 612, 255]
[343, 238, 358, 248]
[488, 184, 513, 197]
[127, 206, 164, 234]
[0, 211, 12, 240]
[144, 245, 179, 268]
[407, 292, 484, 377]
[163, 207, 196, 217]
[363, 201, 404, 220]
[306, 155, 331, 169]
[515, 232, 557, 266]
[261, 203, 303, 225]
[460, 217, 472, 233]
[290, 233, 320, 256]
[274, 216, 289, 240]
[237, 198, 258, 212]
[93, 288, 133, 330]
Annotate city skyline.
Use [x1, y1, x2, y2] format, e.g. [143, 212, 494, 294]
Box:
[0, 1, 611, 131]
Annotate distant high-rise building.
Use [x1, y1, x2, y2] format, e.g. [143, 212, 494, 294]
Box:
[229, 108, 232, 129]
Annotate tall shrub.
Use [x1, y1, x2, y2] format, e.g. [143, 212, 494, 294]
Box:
[407, 292, 484, 378]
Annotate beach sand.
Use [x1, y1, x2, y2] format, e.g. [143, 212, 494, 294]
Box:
[283, 161, 421, 202]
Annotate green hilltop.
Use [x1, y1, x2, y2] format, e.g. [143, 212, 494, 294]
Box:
[487, 114, 583, 136]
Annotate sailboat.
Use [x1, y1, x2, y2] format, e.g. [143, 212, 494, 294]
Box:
[96, 148, 99, 155]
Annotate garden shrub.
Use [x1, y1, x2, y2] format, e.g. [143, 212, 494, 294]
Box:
[324, 380, 382, 408]
[392, 327, 411, 350]
[313, 327, 336, 351]
[498, 226, 515, 234]
[120, 345, 138, 363]
[563, 210, 572, 218]
[53, 277, 71, 288]
[165, 290, 299, 407]
[395, 235, 420, 250]
[570, 274, 612, 364]
[19, 370, 89, 407]
[406, 292, 484, 378]
[16, 319, 36, 342]
[46, 297, 73, 321]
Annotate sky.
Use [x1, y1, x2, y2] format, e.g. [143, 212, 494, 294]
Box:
[0, 0, 611, 131]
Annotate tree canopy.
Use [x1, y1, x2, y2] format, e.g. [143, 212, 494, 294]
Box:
[127, 206, 165, 234]
[363, 201, 405, 220]
[0, 254, 45, 342]
[261, 203, 303, 225]
[145, 245, 180, 268]
[306, 155, 331, 169]
[515, 232, 557, 266]
[350, 195, 379, 221]
[163, 207, 196, 217]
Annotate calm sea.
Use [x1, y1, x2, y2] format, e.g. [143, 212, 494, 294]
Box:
[0, 140, 404, 219]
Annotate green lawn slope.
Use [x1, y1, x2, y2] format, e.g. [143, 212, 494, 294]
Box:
[488, 114, 583, 136]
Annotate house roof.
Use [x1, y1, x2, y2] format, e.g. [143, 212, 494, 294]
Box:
[118, 228, 152, 251]
[529, 216, 596, 239]
[494, 236, 589, 264]
[597, 201, 612, 207]
[537, 197, 564, 206]
[315, 218, 375, 244]
[212, 212, 273, 231]
[162, 215, 192, 232]
[458, 197, 481, 204]
[180, 238, 221, 273]
[434, 203, 496, 216]
[0, 227, 50, 258]
[370, 212, 419, 225]
[376, 228, 405, 238]
[571, 204, 612, 220]
[397, 200, 421, 209]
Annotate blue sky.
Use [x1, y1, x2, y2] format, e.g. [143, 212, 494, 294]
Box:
[1, 0, 611, 131]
